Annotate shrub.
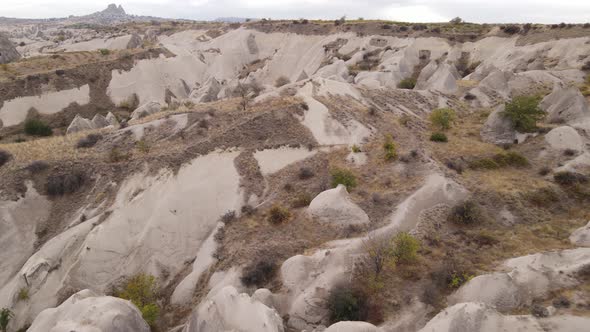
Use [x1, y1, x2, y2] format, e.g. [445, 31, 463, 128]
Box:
[554, 171, 589, 186]
[448, 201, 482, 225]
[392, 232, 420, 264]
[469, 151, 529, 169]
[17, 287, 29, 301]
[274, 76, 291, 87]
[0, 150, 11, 168]
[564, 149, 577, 157]
[429, 108, 456, 131]
[108, 147, 130, 163]
[241, 259, 277, 287]
[502, 25, 521, 34]
[298, 167, 315, 180]
[24, 119, 52, 136]
[397, 77, 416, 89]
[328, 286, 367, 323]
[430, 132, 448, 142]
[99, 48, 110, 56]
[331, 168, 357, 190]
[292, 192, 312, 208]
[268, 205, 290, 224]
[450, 17, 463, 24]
[136, 140, 150, 154]
[351, 145, 361, 153]
[116, 274, 159, 327]
[383, 135, 397, 161]
[502, 96, 544, 132]
[0, 308, 13, 332]
[46, 172, 85, 196]
[448, 272, 474, 289]
[220, 210, 236, 223]
[76, 133, 102, 148]
[27, 160, 49, 173]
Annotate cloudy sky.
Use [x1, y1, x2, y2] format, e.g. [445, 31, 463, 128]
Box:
[2, 0, 589, 23]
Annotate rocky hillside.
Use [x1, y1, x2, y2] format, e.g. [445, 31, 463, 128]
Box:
[0, 18, 589, 332]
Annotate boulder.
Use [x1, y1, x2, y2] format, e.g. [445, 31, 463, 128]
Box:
[480, 106, 516, 145]
[66, 114, 95, 134]
[570, 221, 590, 247]
[308, 184, 369, 227]
[28, 289, 150, 332]
[130, 101, 162, 120]
[415, 62, 460, 93]
[544, 126, 584, 152]
[183, 286, 284, 332]
[106, 112, 119, 126]
[189, 77, 221, 103]
[541, 87, 589, 124]
[324, 321, 379, 332]
[92, 114, 110, 128]
[0, 33, 20, 64]
[127, 33, 142, 49]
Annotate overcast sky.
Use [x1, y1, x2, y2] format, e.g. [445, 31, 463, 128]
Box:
[2, 0, 589, 23]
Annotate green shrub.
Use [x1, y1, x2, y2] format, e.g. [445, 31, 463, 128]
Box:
[392, 232, 420, 264]
[0, 308, 13, 332]
[108, 147, 130, 163]
[116, 274, 159, 327]
[430, 132, 448, 142]
[274, 76, 291, 87]
[554, 171, 588, 186]
[0, 150, 11, 168]
[328, 286, 367, 323]
[99, 48, 111, 56]
[17, 287, 29, 301]
[502, 96, 544, 132]
[383, 135, 397, 161]
[397, 77, 416, 89]
[429, 108, 456, 131]
[268, 205, 290, 224]
[470, 151, 528, 169]
[24, 119, 52, 136]
[351, 145, 361, 153]
[448, 272, 474, 289]
[241, 259, 277, 287]
[76, 134, 102, 148]
[46, 171, 85, 196]
[448, 201, 482, 225]
[292, 192, 312, 208]
[331, 168, 357, 190]
[136, 140, 150, 154]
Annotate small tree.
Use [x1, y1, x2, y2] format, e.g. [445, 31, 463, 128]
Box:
[331, 168, 357, 190]
[24, 119, 52, 136]
[502, 96, 544, 132]
[392, 232, 420, 264]
[362, 234, 396, 279]
[429, 108, 456, 131]
[232, 81, 263, 111]
[0, 308, 13, 332]
[383, 135, 397, 161]
[450, 17, 463, 24]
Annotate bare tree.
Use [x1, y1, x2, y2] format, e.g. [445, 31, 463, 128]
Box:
[361, 233, 395, 279]
[232, 81, 263, 111]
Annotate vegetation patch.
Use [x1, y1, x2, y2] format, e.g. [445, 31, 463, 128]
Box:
[0, 308, 13, 332]
[383, 135, 397, 161]
[502, 95, 544, 132]
[429, 108, 456, 131]
[76, 133, 102, 148]
[392, 232, 420, 264]
[46, 171, 86, 196]
[469, 151, 529, 169]
[448, 201, 482, 225]
[430, 132, 448, 142]
[240, 258, 277, 287]
[24, 119, 53, 137]
[397, 77, 416, 89]
[267, 205, 291, 224]
[115, 274, 159, 327]
[0, 150, 12, 168]
[328, 286, 368, 324]
[331, 167, 357, 190]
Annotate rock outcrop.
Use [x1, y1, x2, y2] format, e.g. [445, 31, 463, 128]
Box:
[308, 184, 369, 227]
[545, 126, 584, 152]
[66, 113, 114, 134]
[480, 106, 516, 145]
[189, 77, 221, 103]
[0, 33, 20, 64]
[323, 321, 380, 332]
[541, 87, 590, 124]
[183, 286, 284, 332]
[130, 101, 162, 120]
[127, 33, 143, 49]
[570, 221, 590, 247]
[28, 289, 150, 332]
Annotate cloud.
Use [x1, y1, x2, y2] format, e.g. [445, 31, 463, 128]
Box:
[1, 0, 588, 23]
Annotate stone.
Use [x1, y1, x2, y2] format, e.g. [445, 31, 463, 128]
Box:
[545, 126, 584, 152]
[0, 33, 21, 64]
[308, 184, 370, 227]
[570, 221, 590, 247]
[66, 114, 95, 134]
[106, 112, 119, 126]
[480, 106, 516, 145]
[541, 87, 590, 124]
[130, 101, 162, 120]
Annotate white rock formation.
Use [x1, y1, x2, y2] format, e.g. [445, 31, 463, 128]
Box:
[570, 221, 590, 247]
[480, 106, 516, 145]
[130, 101, 162, 120]
[91, 114, 110, 128]
[449, 248, 590, 310]
[0, 33, 21, 64]
[66, 113, 114, 134]
[190, 77, 222, 103]
[324, 321, 379, 332]
[28, 289, 150, 332]
[541, 87, 590, 124]
[545, 126, 584, 152]
[106, 112, 119, 126]
[308, 184, 369, 227]
[183, 286, 284, 332]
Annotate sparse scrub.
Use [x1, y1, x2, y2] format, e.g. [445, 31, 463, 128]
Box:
[0, 308, 13, 332]
[99, 48, 110, 56]
[502, 25, 521, 34]
[220, 210, 236, 224]
[351, 145, 361, 153]
[397, 77, 416, 89]
[0, 150, 11, 168]
[274, 76, 290, 87]
[76, 133, 102, 148]
[448, 201, 482, 225]
[240, 258, 277, 287]
[430, 132, 448, 142]
[27, 160, 49, 173]
[267, 205, 290, 224]
[17, 287, 29, 301]
[383, 135, 397, 161]
[24, 119, 52, 137]
[331, 168, 357, 190]
[108, 147, 130, 163]
[429, 108, 456, 131]
[46, 171, 85, 196]
[136, 140, 150, 154]
[526, 187, 560, 206]
[392, 232, 420, 264]
[502, 95, 544, 132]
[362, 235, 396, 278]
[292, 192, 312, 208]
[328, 286, 367, 324]
[469, 151, 529, 169]
[116, 274, 159, 327]
[448, 272, 474, 289]
[553, 171, 588, 186]
[298, 167, 315, 180]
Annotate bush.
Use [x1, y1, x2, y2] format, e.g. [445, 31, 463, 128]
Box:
[502, 25, 521, 34]
[502, 96, 544, 132]
[328, 286, 367, 323]
[469, 151, 529, 169]
[24, 119, 52, 136]
[448, 201, 482, 225]
[397, 77, 416, 89]
[331, 168, 357, 190]
[108, 147, 130, 163]
[430, 132, 448, 142]
[220, 210, 236, 223]
[46, 172, 85, 196]
[292, 192, 312, 208]
[554, 171, 589, 186]
[351, 145, 361, 153]
[429, 108, 456, 131]
[17, 288, 29, 301]
[298, 167, 315, 180]
[274, 76, 291, 87]
[99, 48, 110, 56]
[268, 205, 290, 224]
[136, 140, 150, 154]
[116, 274, 159, 327]
[383, 135, 397, 161]
[0, 308, 13, 332]
[392, 232, 420, 264]
[27, 160, 49, 173]
[76, 134, 102, 148]
[241, 259, 277, 287]
[0, 150, 11, 168]
[450, 17, 463, 24]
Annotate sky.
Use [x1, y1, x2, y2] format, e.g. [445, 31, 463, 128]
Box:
[1, 0, 589, 23]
